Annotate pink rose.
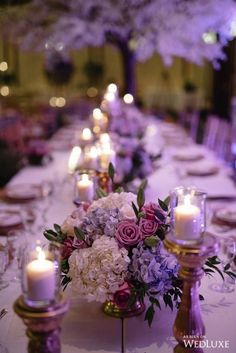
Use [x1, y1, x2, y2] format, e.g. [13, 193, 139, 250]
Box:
[115, 220, 142, 246]
[113, 282, 132, 309]
[139, 218, 158, 237]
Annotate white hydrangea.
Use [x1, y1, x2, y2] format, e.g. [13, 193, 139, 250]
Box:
[61, 208, 86, 237]
[68, 236, 130, 302]
[89, 192, 136, 212]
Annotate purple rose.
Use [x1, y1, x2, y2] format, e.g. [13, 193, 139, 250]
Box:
[113, 282, 132, 309]
[61, 237, 74, 259]
[61, 236, 84, 259]
[142, 202, 167, 223]
[139, 218, 158, 238]
[115, 220, 142, 246]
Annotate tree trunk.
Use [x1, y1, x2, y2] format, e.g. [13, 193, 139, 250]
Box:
[118, 41, 136, 97]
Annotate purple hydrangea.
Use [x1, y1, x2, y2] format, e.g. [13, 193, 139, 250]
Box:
[81, 208, 123, 243]
[129, 241, 179, 297]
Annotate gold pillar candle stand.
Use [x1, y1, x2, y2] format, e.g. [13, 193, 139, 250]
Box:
[164, 232, 219, 348]
[14, 295, 69, 353]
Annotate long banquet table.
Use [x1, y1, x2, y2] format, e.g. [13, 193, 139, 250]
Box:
[1, 118, 236, 353]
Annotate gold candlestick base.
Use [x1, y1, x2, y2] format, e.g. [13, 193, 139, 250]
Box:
[164, 232, 219, 347]
[14, 295, 69, 353]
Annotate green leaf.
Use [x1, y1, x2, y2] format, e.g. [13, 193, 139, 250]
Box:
[199, 294, 204, 301]
[144, 236, 159, 248]
[53, 224, 61, 233]
[108, 162, 115, 182]
[139, 179, 148, 191]
[144, 304, 155, 327]
[158, 199, 168, 212]
[137, 187, 145, 210]
[115, 186, 123, 193]
[96, 187, 107, 199]
[224, 271, 236, 279]
[45, 229, 58, 237]
[61, 259, 69, 273]
[132, 202, 139, 220]
[43, 230, 59, 242]
[164, 195, 170, 206]
[224, 263, 230, 271]
[163, 294, 173, 310]
[138, 211, 145, 218]
[74, 227, 85, 241]
[205, 261, 224, 281]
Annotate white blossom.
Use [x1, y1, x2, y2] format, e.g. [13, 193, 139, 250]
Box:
[68, 236, 130, 302]
[4, 0, 236, 65]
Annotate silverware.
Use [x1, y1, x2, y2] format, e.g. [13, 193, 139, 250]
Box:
[0, 308, 8, 320]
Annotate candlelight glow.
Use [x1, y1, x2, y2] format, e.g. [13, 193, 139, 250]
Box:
[107, 83, 117, 93]
[82, 128, 92, 141]
[68, 146, 81, 173]
[123, 93, 134, 104]
[93, 108, 103, 120]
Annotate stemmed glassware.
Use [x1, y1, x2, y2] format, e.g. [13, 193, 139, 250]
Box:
[210, 238, 236, 293]
[0, 247, 9, 291]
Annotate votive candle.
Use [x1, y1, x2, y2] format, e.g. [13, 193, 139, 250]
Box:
[174, 195, 201, 241]
[26, 249, 56, 302]
[77, 173, 94, 201]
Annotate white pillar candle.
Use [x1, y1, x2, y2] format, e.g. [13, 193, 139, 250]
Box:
[77, 174, 94, 202]
[26, 250, 56, 302]
[174, 195, 201, 241]
[68, 146, 81, 174]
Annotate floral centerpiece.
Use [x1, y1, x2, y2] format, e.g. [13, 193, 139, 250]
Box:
[44, 173, 233, 325]
[114, 136, 159, 185]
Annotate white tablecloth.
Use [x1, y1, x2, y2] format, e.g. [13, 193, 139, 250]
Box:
[1, 120, 236, 353]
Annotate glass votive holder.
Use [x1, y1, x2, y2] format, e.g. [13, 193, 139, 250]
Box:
[170, 186, 207, 244]
[83, 145, 99, 170]
[22, 241, 61, 308]
[74, 170, 95, 203]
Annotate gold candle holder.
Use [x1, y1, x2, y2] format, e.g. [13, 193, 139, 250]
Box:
[164, 232, 219, 349]
[14, 295, 69, 353]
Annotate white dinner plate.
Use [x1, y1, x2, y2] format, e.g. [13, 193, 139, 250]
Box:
[215, 206, 236, 225]
[0, 209, 22, 231]
[186, 162, 219, 176]
[5, 184, 41, 202]
[173, 149, 204, 162]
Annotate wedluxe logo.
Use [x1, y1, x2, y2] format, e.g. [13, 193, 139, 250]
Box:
[183, 335, 230, 349]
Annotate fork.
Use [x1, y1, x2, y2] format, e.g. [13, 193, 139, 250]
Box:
[0, 309, 7, 320]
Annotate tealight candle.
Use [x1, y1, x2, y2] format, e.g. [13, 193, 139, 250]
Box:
[68, 146, 81, 174]
[26, 248, 56, 302]
[174, 194, 201, 242]
[77, 173, 94, 201]
[81, 128, 92, 142]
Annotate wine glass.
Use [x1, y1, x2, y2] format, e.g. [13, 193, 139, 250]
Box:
[0, 247, 9, 290]
[7, 229, 28, 282]
[210, 238, 236, 293]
